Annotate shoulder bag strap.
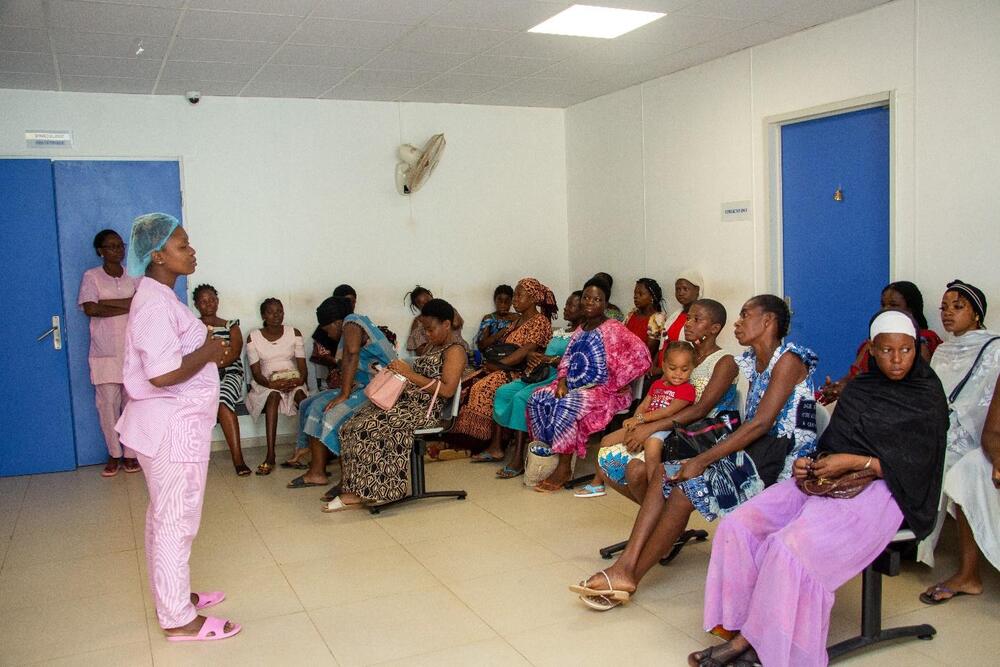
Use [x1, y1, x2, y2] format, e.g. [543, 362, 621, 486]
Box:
[949, 336, 1000, 404]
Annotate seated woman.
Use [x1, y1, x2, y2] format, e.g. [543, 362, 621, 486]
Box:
[918, 280, 1000, 603]
[819, 280, 943, 403]
[286, 296, 397, 494]
[492, 291, 583, 478]
[455, 278, 556, 459]
[570, 295, 818, 609]
[592, 272, 625, 321]
[474, 284, 516, 352]
[328, 298, 466, 511]
[193, 284, 249, 476]
[245, 298, 308, 475]
[690, 309, 948, 667]
[526, 278, 651, 491]
[308, 284, 358, 390]
[624, 278, 667, 358]
[404, 285, 466, 356]
[649, 270, 704, 378]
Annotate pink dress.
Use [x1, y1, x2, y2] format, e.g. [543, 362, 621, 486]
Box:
[77, 266, 139, 385]
[245, 325, 307, 417]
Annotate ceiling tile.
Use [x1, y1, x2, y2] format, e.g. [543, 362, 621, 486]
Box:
[533, 58, 635, 83]
[399, 88, 471, 103]
[161, 60, 256, 82]
[0, 51, 55, 74]
[252, 64, 350, 87]
[312, 0, 451, 25]
[179, 10, 302, 41]
[392, 25, 513, 55]
[240, 79, 334, 98]
[322, 83, 411, 101]
[168, 37, 280, 64]
[0, 27, 49, 52]
[625, 11, 748, 48]
[583, 33, 679, 65]
[187, 0, 316, 16]
[50, 30, 170, 59]
[418, 72, 511, 93]
[472, 87, 580, 108]
[0, 71, 58, 90]
[428, 0, 569, 32]
[562, 1, 689, 13]
[715, 20, 800, 52]
[678, 0, 798, 22]
[61, 75, 155, 94]
[0, 0, 46, 27]
[767, 0, 890, 30]
[341, 68, 438, 88]
[58, 54, 162, 78]
[363, 49, 469, 73]
[48, 1, 181, 36]
[484, 32, 597, 60]
[88, 1, 187, 7]
[155, 79, 245, 96]
[290, 18, 412, 48]
[271, 43, 380, 68]
[453, 54, 555, 78]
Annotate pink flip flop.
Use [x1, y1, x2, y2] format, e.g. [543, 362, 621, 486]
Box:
[166, 616, 242, 642]
[194, 591, 225, 611]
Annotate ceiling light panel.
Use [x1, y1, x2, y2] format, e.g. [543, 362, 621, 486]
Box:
[529, 4, 665, 39]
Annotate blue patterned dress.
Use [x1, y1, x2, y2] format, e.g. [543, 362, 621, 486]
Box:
[662, 342, 818, 521]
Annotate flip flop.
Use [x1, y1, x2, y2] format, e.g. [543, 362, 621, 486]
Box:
[280, 460, 308, 469]
[568, 570, 631, 602]
[579, 594, 621, 611]
[101, 461, 120, 478]
[470, 453, 502, 463]
[533, 480, 564, 493]
[234, 464, 252, 477]
[919, 584, 974, 605]
[321, 496, 366, 513]
[320, 485, 342, 502]
[286, 475, 325, 489]
[437, 448, 470, 461]
[166, 616, 242, 642]
[193, 591, 225, 611]
[574, 484, 606, 498]
[495, 466, 524, 479]
[255, 462, 274, 476]
[122, 458, 141, 473]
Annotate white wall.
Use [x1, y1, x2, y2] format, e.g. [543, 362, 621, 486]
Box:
[566, 0, 1000, 355]
[0, 91, 569, 443]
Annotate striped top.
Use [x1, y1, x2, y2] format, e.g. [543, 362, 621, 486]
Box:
[115, 277, 219, 463]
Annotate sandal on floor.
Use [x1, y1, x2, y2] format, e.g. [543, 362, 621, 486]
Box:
[193, 591, 225, 611]
[321, 496, 366, 513]
[495, 466, 523, 479]
[166, 616, 242, 642]
[687, 642, 747, 667]
[320, 485, 342, 502]
[574, 483, 606, 498]
[101, 460, 120, 478]
[255, 462, 274, 476]
[122, 458, 141, 473]
[234, 464, 252, 477]
[437, 448, 469, 461]
[919, 584, 975, 605]
[470, 452, 502, 463]
[286, 475, 325, 489]
[280, 460, 308, 469]
[732, 648, 761, 667]
[579, 594, 622, 611]
[533, 479, 564, 493]
[568, 570, 631, 602]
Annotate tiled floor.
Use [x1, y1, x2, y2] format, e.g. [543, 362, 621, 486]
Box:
[1, 445, 997, 666]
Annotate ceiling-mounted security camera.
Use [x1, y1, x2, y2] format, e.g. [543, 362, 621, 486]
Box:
[185, 91, 201, 105]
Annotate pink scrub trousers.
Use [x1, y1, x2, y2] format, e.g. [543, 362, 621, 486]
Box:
[94, 383, 134, 458]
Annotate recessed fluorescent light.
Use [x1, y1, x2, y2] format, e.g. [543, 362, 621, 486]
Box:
[529, 4, 665, 39]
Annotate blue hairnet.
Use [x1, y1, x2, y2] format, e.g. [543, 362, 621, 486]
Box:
[127, 213, 180, 277]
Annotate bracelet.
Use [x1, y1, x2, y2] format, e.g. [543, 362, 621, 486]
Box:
[863, 456, 872, 470]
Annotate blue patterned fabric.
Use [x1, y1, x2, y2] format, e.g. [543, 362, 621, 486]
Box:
[565, 327, 608, 389]
[664, 451, 764, 521]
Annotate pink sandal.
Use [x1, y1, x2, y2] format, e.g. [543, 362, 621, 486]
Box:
[166, 616, 242, 642]
[194, 591, 225, 611]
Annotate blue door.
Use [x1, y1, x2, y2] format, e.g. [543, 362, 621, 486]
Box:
[0, 160, 77, 476]
[781, 107, 889, 384]
[53, 160, 184, 467]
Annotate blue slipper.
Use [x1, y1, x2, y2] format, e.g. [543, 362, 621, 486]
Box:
[574, 484, 606, 498]
[471, 453, 502, 463]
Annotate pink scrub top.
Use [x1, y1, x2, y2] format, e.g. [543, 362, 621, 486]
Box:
[77, 266, 139, 385]
[116, 278, 219, 463]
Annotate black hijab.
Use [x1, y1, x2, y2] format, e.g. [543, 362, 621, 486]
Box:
[312, 296, 353, 351]
[816, 313, 948, 539]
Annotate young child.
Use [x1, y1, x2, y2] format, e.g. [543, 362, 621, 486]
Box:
[576, 341, 696, 498]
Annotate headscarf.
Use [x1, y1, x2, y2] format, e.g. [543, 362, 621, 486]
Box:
[816, 310, 948, 539]
[946, 279, 987, 324]
[313, 296, 353, 350]
[518, 277, 558, 319]
[126, 213, 179, 277]
[676, 269, 705, 297]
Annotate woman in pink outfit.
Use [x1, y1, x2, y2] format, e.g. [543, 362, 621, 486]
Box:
[116, 213, 241, 642]
[689, 310, 947, 667]
[78, 229, 140, 477]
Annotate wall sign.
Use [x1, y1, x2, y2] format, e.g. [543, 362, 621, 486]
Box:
[25, 130, 73, 148]
[721, 200, 752, 222]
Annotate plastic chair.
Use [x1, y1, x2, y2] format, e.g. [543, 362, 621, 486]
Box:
[368, 388, 467, 515]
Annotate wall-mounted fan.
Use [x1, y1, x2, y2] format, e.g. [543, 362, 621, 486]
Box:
[395, 133, 445, 195]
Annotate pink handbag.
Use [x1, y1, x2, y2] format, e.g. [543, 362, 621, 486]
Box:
[364, 368, 407, 410]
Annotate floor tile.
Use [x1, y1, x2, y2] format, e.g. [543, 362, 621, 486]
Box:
[0, 549, 141, 612]
[256, 515, 396, 565]
[2, 520, 135, 571]
[31, 641, 153, 666]
[309, 587, 495, 666]
[373, 498, 510, 545]
[374, 637, 531, 666]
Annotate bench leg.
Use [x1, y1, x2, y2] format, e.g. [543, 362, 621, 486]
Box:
[598, 529, 709, 562]
[368, 439, 467, 515]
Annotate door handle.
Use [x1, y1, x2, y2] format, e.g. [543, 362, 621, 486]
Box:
[37, 315, 63, 350]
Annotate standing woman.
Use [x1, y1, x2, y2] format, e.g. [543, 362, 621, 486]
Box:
[193, 284, 249, 476]
[919, 280, 1000, 602]
[116, 213, 240, 642]
[78, 229, 140, 477]
[245, 298, 309, 475]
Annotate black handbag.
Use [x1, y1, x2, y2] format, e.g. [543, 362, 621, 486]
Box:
[664, 411, 741, 460]
[483, 343, 525, 371]
[523, 361, 555, 385]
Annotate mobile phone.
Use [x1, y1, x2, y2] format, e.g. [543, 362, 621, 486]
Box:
[664, 463, 681, 479]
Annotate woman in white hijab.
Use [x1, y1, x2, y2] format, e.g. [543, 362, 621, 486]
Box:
[919, 279, 1000, 604]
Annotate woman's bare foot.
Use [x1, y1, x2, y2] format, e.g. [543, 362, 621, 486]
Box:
[583, 564, 637, 595]
[688, 634, 750, 667]
[164, 614, 236, 638]
[921, 573, 983, 602]
[102, 457, 120, 477]
[538, 467, 572, 488]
